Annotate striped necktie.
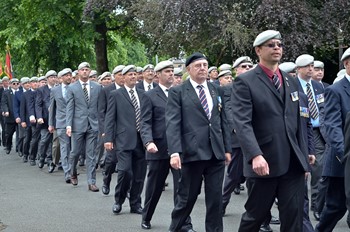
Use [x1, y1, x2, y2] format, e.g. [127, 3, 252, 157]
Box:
[82, 83, 89, 102]
[272, 73, 281, 92]
[129, 89, 141, 131]
[306, 83, 319, 119]
[197, 85, 210, 119]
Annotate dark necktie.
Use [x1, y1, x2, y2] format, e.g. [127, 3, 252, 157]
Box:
[148, 84, 151, 91]
[165, 89, 169, 97]
[129, 89, 141, 131]
[306, 83, 319, 119]
[82, 83, 89, 102]
[197, 85, 210, 118]
[272, 73, 281, 92]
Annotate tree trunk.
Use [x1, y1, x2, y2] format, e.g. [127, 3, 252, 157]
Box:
[94, 22, 108, 74]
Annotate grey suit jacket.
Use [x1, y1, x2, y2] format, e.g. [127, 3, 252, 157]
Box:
[49, 85, 68, 129]
[66, 80, 102, 132]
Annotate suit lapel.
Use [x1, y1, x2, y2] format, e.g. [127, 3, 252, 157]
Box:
[185, 80, 209, 120]
[121, 87, 134, 107]
[155, 86, 167, 103]
[255, 67, 283, 105]
[342, 78, 350, 97]
[282, 73, 294, 108]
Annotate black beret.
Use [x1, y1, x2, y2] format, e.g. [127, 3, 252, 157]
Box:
[185, 52, 207, 67]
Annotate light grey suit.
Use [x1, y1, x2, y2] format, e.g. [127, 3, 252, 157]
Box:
[66, 80, 102, 185]
[49, 84, 71, 180]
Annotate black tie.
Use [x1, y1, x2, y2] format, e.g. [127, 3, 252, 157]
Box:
[129, 89, 141, 131]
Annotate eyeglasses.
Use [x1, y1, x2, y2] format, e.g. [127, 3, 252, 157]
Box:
[239, 65, 253, 69]
[12, 83, 19, 85]
[263, 43, 284, 48]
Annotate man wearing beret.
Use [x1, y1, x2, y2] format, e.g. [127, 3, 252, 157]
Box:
[312, 60, 329, 89]
[0, 76, 10, 147]
[14, 78, 27, 157]
[217, 70, 233, 87]
[231, 30, 309, 231]
[279, 62, 297, 78]
[166, 52, 231, 232]
[232, 56, 254, 78]
[316, 47, 350, 231]
[136, 64, 158, 91]
[66, 62, 102, 192]
[104, 65, 147, 215]
[208, 66, 219, 85]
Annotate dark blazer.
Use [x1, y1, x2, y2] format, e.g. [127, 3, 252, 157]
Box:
[27, 90, 37, 121]
[322, 77, 350, 177]
[104, 87, 145, 150]
[2, 88, 16, 123]
[97, 83, 117, 134]
[136, 81, 158, 91]
[35, 85, 51, 126]
[0, 87, 5, 112]
[223, 83, 240, 148]
[13, 86, 24, 119]
[20, 89, 32, 125]
[166, 79, 231, 163]
[231, 66, 309, 178]
[140, 86, 168, 160]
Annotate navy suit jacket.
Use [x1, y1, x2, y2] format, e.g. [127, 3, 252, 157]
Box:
[20, 89, 33, 125]
[35, 85, 51, 127]
[322, 77, 350, 177]
[1, 88, 16, 123]
[140, 86, 168, 160]
[13, 86, 24, 120]
[98, 83, 117, 134]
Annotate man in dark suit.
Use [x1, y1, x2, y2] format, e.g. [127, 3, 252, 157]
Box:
[166, 52, 231, 232]
[295, 54, 325, 218]
[36, 70, 57, 168]
[0, 76, 10, 147]
[312, 60, 329, 89]
[316, 47, 350, 231]
[140, 60, 194, 231]
[2, 78, 21, 154]
[104, 65, 147, 214]
[97, 65, 125, 195]
[136, 64, 158, 91]
[66, 62, 102, 192]
[231, 30, 309, 232]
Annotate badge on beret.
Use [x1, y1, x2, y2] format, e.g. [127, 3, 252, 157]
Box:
[300, 107, 309, 118]
[291, 91, 299, 101]
[316, 93, 324, 104]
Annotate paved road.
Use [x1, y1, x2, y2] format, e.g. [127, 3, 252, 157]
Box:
[0, 150, 348, 232]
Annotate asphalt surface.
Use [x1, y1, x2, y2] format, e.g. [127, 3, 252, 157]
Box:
[0, 149, 348, 232]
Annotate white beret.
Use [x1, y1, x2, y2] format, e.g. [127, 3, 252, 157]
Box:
[10, 78, 19, 83]
[45, 70, 57, 78]
[174, 68, 183, 76]
[58, 68, 72, 78]
[253, 30, 282, 47]
[78, 62, 90, 70]
[232, 56, 253, 68]
[143, 64, 154, 71]
[122, 65, 137, 75]
[2, 76, 9, 81]
[295, 54, 314, 67]
[154, 60, 174, 72]
[99, 71, 112, 81]
[89, 70, 97, 77]
[217, 70, 232, 78]
[20, 77, 30, 84]
[30, 77, 38, 82]
[219, 64, 232, 71]
[341, 47, 350, 61]
[112, 65, 125, 75]
[38, 76, 47, 82]
[208, 66, 218, 73]
[136, 67, 143, 73]
[279, 62, 297, 73]
[313, 61, 324, 69]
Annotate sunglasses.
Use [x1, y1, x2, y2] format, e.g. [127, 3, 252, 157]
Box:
[239, 65, 253, 69]
[12, 83, 19, 85]
[263, 43, 284, 48]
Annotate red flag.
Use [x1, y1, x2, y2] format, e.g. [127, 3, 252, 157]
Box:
[0, 60, 3, 76]
[4, 46, 12, 79]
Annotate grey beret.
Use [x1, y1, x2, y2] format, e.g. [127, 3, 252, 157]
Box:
[99, 71, 112, 81]
[45, 70, 57, 78]
[341, 47, 350, 61]
[89, 70, 97, 77]
[174, 68, 183, 76]
[30, 77, 38, 82]
[136, 66, 143, 73]
[253, 30, 282, 47]
[10, 78, 19, 83]
[219, 64, 232, 71]
[21, 77, 30, 84]
[143, 64, 154, 71]
[112, 65, 125, 75]
[2, 76, 9, 81]
[295, 54, 314, 67]
[208, 66, 217, 73]
[78, 62, 90, 70]
[279, 62, 297, 73]
[38, 76, 47, 82]
[313, 61, 324, 69]
[217, 70, 232, 78]
[0, 80, 2, 84]
[233, 56, 253, 68]
[58, 68, 72, 78]
[154, 60, 174, 72]
[122, 65, 137, 75]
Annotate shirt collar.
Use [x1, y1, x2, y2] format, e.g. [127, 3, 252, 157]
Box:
[189, 77, 209, 90]
[124, 85, 136, 93]
[345, 72, 350, 83]
[79, 80, 89, 86]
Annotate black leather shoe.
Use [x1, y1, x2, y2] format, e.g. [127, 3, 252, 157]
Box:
[313, 211, 320, 221]
[30, 160, 36, 166]
[48, 163, 56, 173]
[141, 221, 151, 230]
[102, 184, 110, 195]
[180, 229, 197, 232]
[23, 156, 28, 163]
[65, 178, 71, 184]
[270, 215, 280, 225]
[259, 224, 272, 232]
[112, 203, 122, 214]
[79, 158, 85, 166]
[233, 186, 240, 195]
[38, 159, 45, 169]
[5, 149, 10, 155]
[130, 206, 143, 214]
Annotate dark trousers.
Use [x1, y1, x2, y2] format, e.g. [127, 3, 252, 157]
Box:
[29, 124, 41, 161]
[51, 130, 60, 165]
[315, 177, 347, 232]
[4, 122, 16, 151]
[114, 135, 146, 208]
[0, 114, 5, 146]
[17, 124, 25, 153]
[222, 147, 244, 209]
[103, 148, 118, 186]
[23, 126, 32, 158]
[169, 159, 225, 232]
[238, 172, 305, 232]
[315, 176, 329, 214]
[303, 178, 315, 232]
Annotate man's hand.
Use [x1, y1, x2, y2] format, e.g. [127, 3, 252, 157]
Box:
[252, 155, 269, 176]
[15, 118, 21, 124]
[225, 152, 232, 165]
[170, 155, 181, 170]
[104, 142, 114, 151]
[21, 122, 27, 128]
[66, 128, 72, 137]
[48, 126, 55, 133]
[146, 142, 158, 153]
[37, 118, 44, 124]
[4, 112, 9, 117]
[308, 154, 316, 165]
